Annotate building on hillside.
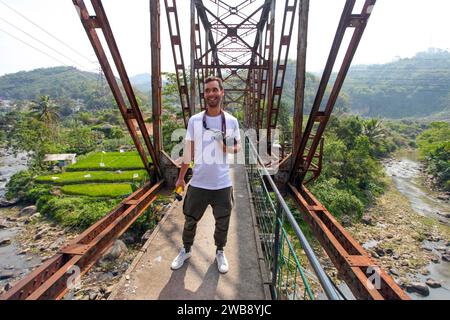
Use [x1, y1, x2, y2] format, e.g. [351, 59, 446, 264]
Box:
[43, 154, 77, 169]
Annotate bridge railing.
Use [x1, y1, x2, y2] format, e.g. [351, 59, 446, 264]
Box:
[244, 135, 339, 300]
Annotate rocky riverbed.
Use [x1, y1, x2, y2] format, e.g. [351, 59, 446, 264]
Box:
[0, 203, 171, 300]
[315, 152, 450, 300]
[345, 153, 450, 299]
[0, 205, 144, 300]
[346, 181, 449, 299]
[0, 146, 174, 300]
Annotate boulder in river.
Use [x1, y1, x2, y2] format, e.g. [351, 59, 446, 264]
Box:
[0, 271, 15, 280]
[19, 205, 37, 216]
[0, 221, 8, 229]
[425, 278, 441, 289]
[0, 238, 11, 246]
[0, 199, 19, 207]
[374, 247, 385, 257]
[389, 268, 400, 277]
[406, 282, 430, 296]
[100, 240, 128, 262]
[420, 267, 430, 276]
[361, 214, 372, 226]
[437, 212, 450, 218]
[430, 255, 440, 263]
[340, 215, 352, 227]
[30, 212, 41, 220]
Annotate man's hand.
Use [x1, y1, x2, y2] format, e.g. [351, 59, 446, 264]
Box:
[175, 177, 186, 192]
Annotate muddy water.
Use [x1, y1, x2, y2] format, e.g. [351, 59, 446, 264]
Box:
[384, 150, 449, 224]
[384, 150, 450, 300]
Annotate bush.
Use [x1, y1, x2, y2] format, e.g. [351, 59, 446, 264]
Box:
[24, 185, 52, 203]
[6, 170, 33, 201]
[417, 122, 450, 190]
[37, 196, 121, 229]
[310, 180, 364, 218]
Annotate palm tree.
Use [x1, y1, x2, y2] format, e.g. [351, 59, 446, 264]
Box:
[363, 118, 385, 145]
[31, 95, 60, 129]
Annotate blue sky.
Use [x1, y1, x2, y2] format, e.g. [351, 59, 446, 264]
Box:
[0, 0, 449, 77]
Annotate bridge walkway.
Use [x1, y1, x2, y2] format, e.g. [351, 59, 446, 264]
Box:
[110, 164, 270, 300]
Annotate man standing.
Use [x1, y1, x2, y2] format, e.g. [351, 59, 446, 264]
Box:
[171, 76, 241, 274]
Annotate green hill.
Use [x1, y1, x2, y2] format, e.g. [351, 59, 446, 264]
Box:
[342, 48, 450, 119]
[0, 66, 149, 111]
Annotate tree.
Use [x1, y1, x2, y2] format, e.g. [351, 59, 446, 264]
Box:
[30, 95, 60, 131]
[363, 118, 385, 145]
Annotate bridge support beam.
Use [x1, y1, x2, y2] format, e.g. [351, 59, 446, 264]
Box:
[288, 183, 410, 300]
[150, 0, 163, 160]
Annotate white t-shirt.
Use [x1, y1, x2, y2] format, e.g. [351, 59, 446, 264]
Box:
[185, 110, 241, 190]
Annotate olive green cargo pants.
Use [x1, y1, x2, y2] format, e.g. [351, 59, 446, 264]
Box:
[182, 185, 234, 249]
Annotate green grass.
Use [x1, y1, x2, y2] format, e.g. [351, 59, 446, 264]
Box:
[66, 151, 148, 171]
[36, 196, 122, 229]
[36, 170, 148, 185]
[61, 183, 133, 198]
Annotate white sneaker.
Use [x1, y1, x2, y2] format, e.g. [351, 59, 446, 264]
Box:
[216, 250, 229, 274]
[171, 248, 191, 270]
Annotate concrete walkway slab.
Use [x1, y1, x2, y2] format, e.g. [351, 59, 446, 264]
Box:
[110, 164, 270, 300]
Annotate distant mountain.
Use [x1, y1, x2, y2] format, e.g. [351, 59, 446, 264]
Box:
[129, 73, 172, 98]
[130, 73, 151, 95]
[342, 48, 450, 119]
[0, 66, 98, 100]
[0, 66, 149, 111]
[2, 48, 449, 121]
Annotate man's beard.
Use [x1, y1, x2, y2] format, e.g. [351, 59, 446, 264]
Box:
[206, 97, 222, 109]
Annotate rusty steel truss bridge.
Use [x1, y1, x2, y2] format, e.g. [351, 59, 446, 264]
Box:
[0, 0, 410, 300]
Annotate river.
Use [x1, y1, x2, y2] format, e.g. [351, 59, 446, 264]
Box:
[384, 150, 450, 300]
[0, 148, 34, 291]
[0, 149, 28, 199]
[385, 150, 449, 224]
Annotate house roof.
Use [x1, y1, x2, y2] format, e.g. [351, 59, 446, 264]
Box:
[43, 154, 77, 162]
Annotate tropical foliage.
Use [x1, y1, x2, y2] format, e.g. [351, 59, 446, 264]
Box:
[417, 122, 450, 190]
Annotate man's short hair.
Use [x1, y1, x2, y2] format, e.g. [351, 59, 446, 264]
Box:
[205, 76, 224, 91]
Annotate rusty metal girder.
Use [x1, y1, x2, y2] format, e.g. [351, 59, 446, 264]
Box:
[72, 0, 161, 180]
[194, 14, 206, 111]
[195, 0, 272, 120]
[0, 181, 164, 300]
[163, 0, 192, 127]
[150, 0, 163, 154]
[288, 183, 409, 300]
[266, 0, 299, 133]
[195, 0, 222, 79]
[293, 0, 309, 152]
[290, 0, 376, 185]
